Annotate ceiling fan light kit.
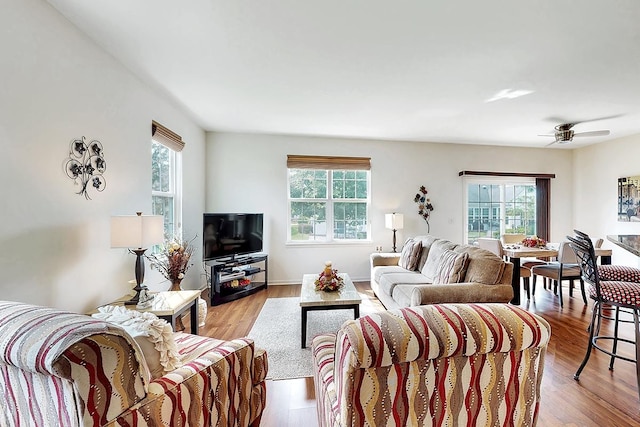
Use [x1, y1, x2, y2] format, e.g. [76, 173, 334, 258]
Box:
[555, 124, 575, 143]
[541, 122, 611, 146]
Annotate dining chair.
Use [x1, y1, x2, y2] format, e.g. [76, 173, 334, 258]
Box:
[530, 241, 585, 306]
[478, 237, 534, 299]
[501, 233, 526, 245]
[568, 230, 640, 401]
[501, 233, 548, 288]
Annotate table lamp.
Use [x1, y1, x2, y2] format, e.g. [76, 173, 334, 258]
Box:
[385, 212, 404, 252]
[111, 212, 164, 305]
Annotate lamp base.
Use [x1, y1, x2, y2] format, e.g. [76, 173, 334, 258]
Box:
[392, 229, 398, 252]
[125, 248, 148, 305]
[124, 283, 148, 305]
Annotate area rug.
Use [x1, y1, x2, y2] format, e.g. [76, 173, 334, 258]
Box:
[247, 297, 355, 380]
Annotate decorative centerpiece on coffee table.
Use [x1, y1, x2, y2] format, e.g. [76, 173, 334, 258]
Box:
[314, 261, 344, 292]
[521, 235, 547, 248]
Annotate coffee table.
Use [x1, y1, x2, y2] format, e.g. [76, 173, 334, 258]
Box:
[299, 273, 361, 348]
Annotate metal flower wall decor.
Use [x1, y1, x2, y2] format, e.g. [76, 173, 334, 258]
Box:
[65, 136, 107, 200]
[414, 185, 434, 233]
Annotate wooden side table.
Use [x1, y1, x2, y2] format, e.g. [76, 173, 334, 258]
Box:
[92, 290, 202, 335]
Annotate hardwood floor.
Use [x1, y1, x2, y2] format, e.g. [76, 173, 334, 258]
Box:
[196, 282, 640, 427]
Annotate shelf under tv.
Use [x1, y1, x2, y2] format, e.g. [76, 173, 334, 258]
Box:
[207, 254, 268, 306]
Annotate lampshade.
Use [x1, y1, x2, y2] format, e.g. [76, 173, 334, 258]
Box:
[385, 213, 404, 230]
[111, 212, 164, 249]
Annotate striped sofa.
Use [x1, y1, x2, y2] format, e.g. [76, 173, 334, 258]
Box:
[312, 303, 550, 427]
[0, 301, 267, 426]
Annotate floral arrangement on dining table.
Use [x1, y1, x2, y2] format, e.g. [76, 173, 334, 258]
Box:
[521, 235, 547, 248]
[314, 261, 344, 292]
[146, 236, 196, 291]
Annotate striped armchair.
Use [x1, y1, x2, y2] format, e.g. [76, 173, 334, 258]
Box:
[312, 304, 550, 427]
[0, 301, 267, 427]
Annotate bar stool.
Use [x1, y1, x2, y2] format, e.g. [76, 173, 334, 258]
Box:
[568, 230, 640, 400]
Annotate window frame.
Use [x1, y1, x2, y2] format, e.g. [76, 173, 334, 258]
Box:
[151, 139, 183, 240]
[287, 167, 371, 244]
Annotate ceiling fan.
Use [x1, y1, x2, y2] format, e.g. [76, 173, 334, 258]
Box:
[540, 123, 610, 146]
[539, 114, 622, 146]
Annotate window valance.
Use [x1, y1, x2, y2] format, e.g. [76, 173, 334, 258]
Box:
[152, 120, 185, 152]
[287, 155, 371, 170]
[458, 171, 555, 179]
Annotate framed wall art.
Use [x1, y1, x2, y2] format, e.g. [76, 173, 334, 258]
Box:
[618, 175, 640, 221]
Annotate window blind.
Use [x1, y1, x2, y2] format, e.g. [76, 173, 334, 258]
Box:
[152, 120, 185, 152]
[286, 155, 371, 170]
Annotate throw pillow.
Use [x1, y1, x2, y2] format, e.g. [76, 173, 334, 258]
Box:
[421, 239, 458, 281]
[415, 235, 439, 272]
[433, 249, 469, 284]
[398, 239, 423, 271]
[92, 305, 182, 378]
[463, 246, 506, 285]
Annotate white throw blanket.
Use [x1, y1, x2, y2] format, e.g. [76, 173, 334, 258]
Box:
[92, 305, 182, 377]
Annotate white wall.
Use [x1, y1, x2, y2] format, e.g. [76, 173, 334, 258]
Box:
[206, 132, 575, 283]
[0, 0, 206, 312]
[574, 134, 640, 267]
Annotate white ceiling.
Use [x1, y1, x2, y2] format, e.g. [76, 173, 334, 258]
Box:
[47, 0, 640, 148]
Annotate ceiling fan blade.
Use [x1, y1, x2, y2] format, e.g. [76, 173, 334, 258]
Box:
[538, 133, 555, 137]
[544, 116, 571, 124]
[544, 114, 623, 126]
[573, 114, 623, 125]
[545, 140, 559, 147]
[573, 130, 610, 137]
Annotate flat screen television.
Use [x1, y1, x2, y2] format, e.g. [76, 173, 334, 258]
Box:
[203, 213, 264, 261]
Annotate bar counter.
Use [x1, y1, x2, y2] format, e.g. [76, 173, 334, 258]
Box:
[607, 235, 640, 257]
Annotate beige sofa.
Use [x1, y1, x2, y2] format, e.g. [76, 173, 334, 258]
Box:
[370, 235, 514, 309]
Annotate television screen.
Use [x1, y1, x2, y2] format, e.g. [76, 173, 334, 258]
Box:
[203, 213, 264, 261]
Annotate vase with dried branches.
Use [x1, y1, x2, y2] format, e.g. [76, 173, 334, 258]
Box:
[146, 236, 195, 291]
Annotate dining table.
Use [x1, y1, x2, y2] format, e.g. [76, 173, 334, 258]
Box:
[502, 244, 612, 305]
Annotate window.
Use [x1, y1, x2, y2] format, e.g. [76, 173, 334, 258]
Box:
[287, 155, 371, 242]
[461, 171, 554, 245]
[464, 177, 537, 244]
[151, 121, 184, 239]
